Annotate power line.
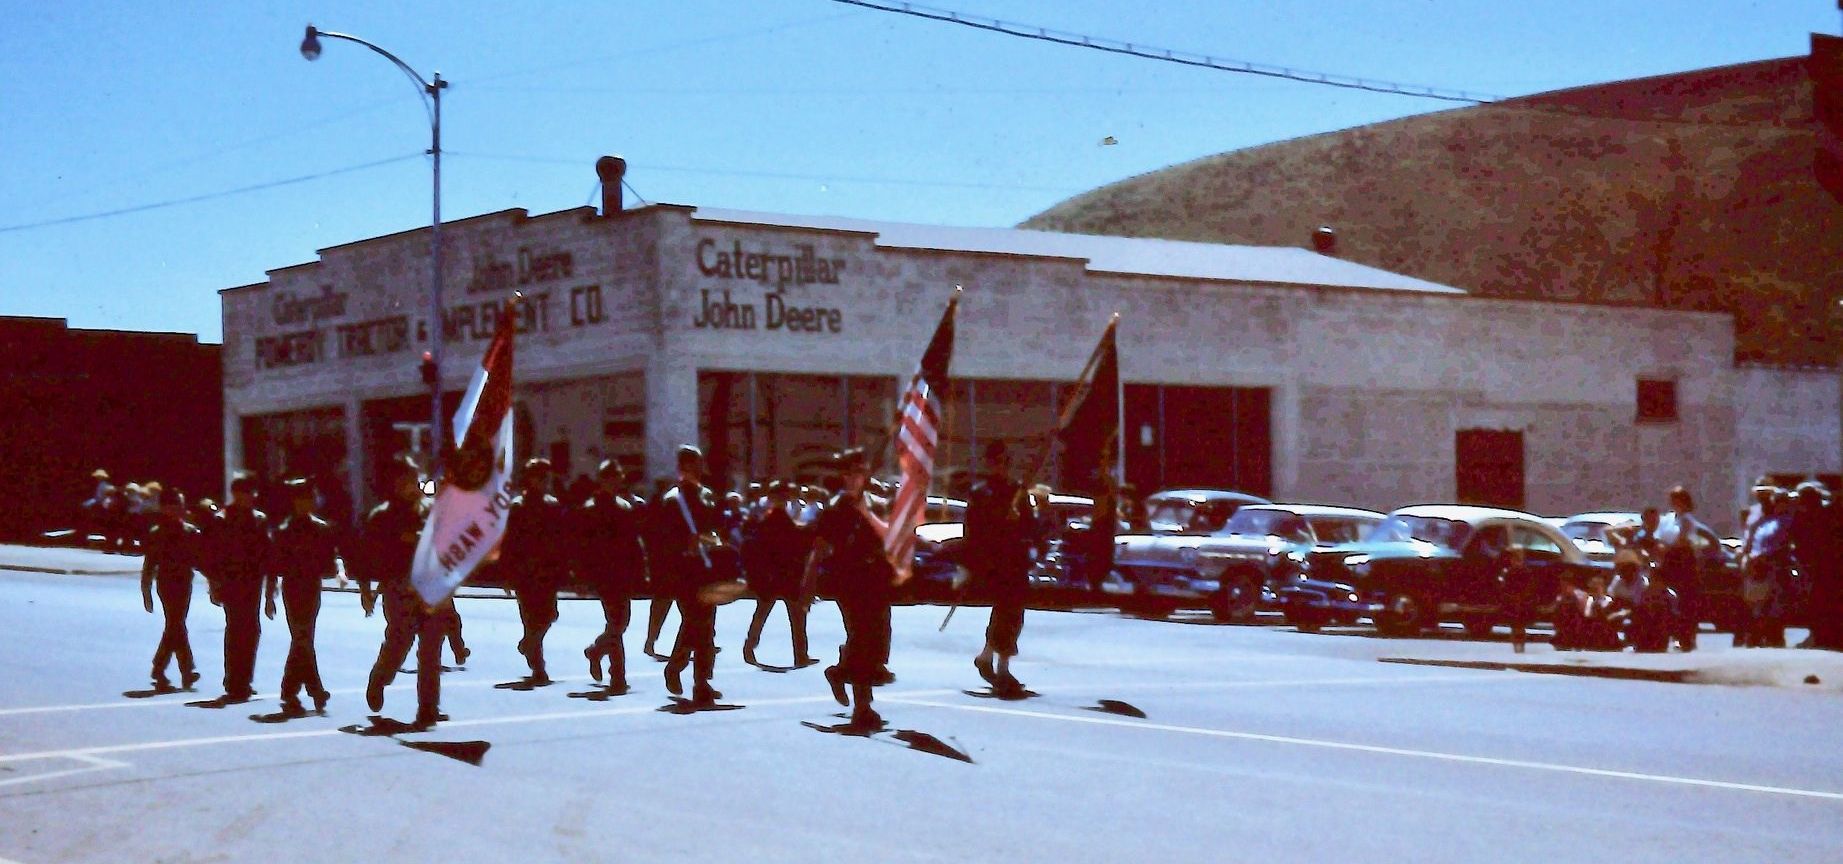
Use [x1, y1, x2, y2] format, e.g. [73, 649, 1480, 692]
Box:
[447, 150, 1081, 194]
[0, 154, 425, 234]
[826, 0, 1499, 104]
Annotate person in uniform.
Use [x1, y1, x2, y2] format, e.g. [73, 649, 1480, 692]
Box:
[964, 442, 1035, 692]
[806, 448, 895, 728]
[263, 477, 338, 716]
[578, 459, 649, 690]
[742, 480, 816, 668]
[359, 458, 448, 727]
[202, 473, 270, 702]
[652, 445, 728, 704]
[642, 478, 678, 661]
[141, 489, 202, 691]
[502, 458, 570, 684]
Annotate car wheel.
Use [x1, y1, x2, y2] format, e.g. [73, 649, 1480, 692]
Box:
[1211, 572, 1260, 623]
[1376, 592, 1428, 636]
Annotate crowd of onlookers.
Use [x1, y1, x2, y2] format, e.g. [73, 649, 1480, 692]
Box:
[1548, 479, 1841, 653]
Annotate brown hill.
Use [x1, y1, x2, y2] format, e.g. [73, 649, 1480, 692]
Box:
[1022, 57, 1843, 366]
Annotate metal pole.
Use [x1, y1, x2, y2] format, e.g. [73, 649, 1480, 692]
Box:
[429, 72, 445, 461]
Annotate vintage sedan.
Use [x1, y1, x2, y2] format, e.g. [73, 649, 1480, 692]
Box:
[1109, 489, 1274, 617]
[1276, 504, 1608, 635]
[1191, 505, 1385, 619]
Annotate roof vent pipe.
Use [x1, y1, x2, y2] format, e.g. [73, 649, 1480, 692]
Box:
[596, 156, 627, 217]
[1311, 225, 1337, 255]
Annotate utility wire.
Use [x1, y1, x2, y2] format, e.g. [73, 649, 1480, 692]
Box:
[826, 0, 1499, 104]
[448, 150, 1079, 194]
[0, 153, 425, 234]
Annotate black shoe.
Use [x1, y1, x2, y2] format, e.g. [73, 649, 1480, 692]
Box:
[454, 646, 471, 666]
[366, 680, 385, 713]
[181, 669, 201, 690]
[794, 656, 820, 668]
[664, 661, 685, 696]
[528, 671, 552, 686]
[995, 672, 1024, 695]
[312, 691, 331, 714]
[850, 707, 883, 730]
[692, 683, 720, 705]
[743, 643, 759, 666]
[151, 676, 175, 692]
[279, 701, 308, 718]
[824, 665, 848, 706]
[974, 656, 996, 685]
[586, 647, 604, 683]
[413, 711, 448, 730]
[873, 667, 895, 686]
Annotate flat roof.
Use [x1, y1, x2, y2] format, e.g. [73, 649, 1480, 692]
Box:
[689, 207, 1468, 295]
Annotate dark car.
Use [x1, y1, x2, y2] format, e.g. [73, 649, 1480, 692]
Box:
[1277, 504, 1608, 635]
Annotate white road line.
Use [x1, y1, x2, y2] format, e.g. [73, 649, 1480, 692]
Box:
[0, 674, 596, 718]
[885, 697, 1843, 802]
[1087, 671, 1557, 693]
[0, 689, 958, 767]
[0, 754, 127, 790]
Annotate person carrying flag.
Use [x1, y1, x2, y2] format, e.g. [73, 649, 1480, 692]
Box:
[361, 457, 448, 728]
[965, 441, 1037, 694]
[809, 447, 896, 729]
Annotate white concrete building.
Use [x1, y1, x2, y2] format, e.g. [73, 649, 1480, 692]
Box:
[219, 164, 1836, 533]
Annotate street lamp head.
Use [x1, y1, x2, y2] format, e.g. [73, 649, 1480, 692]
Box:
[300, 25, 322, 61]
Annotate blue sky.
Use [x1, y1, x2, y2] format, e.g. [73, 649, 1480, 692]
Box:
[1, 1, 1835, 342]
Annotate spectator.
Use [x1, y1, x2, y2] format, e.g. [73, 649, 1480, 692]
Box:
[1791, 482, 1841, 650]
[1655, 486, 1711, 652]
[1736, 489, 1794, 648]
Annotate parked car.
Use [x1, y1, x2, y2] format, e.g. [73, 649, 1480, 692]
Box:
[1277, 504, 1608, 635]
[1192, 504, 1386, 620]
[1557, 511, 1641, 560]
[1110, 489, 1273, 616]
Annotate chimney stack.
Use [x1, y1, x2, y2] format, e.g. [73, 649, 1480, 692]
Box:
[1311, 225, 1337, 255]
[596, 156, 627, 217]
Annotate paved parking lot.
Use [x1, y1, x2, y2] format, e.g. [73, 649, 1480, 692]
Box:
[4, 560, 1842, 863]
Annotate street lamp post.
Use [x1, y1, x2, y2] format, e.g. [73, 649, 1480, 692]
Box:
[300, 24, 449, 466]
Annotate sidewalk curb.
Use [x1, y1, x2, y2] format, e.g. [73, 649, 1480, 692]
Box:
[2, 564, 141, 577]
[1380, 656, 1694, 684]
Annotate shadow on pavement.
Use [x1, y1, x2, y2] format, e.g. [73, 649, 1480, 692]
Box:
[1085, 699, 1147, 719]
[401, 740, 491, 766]
[567, 684, 632, 701]
[657, 698, 744, 715]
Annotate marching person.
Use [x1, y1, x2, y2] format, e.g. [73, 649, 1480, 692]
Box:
[964, 442, 1035, 693]
[578, 459, 649, 690]
[360, 457, 448, 728]
[642, 478, 678, 661]
[140, 489, 201, 691]
[263, 477, 338, 716]
[806, 448, 896, 729]
[202, 473, 270, 702]
[502, 458, 570, 684]
[652, 446, 729, 705]
[742, 480, 816, 668]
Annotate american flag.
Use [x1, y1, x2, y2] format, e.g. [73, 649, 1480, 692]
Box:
[884, 293, 958, 582]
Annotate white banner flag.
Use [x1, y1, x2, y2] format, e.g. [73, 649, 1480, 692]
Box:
[410, 306, 517, 605]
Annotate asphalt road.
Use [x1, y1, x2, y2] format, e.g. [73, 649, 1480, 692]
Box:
[3, 561, 1841, 863]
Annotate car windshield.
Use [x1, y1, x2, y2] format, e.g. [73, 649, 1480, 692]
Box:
[1308, 516, 1375, 545]
[1560, 522, 1603, 542]
[1364, 515, 1470, 549]
[1224, 509, 1310, 541]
